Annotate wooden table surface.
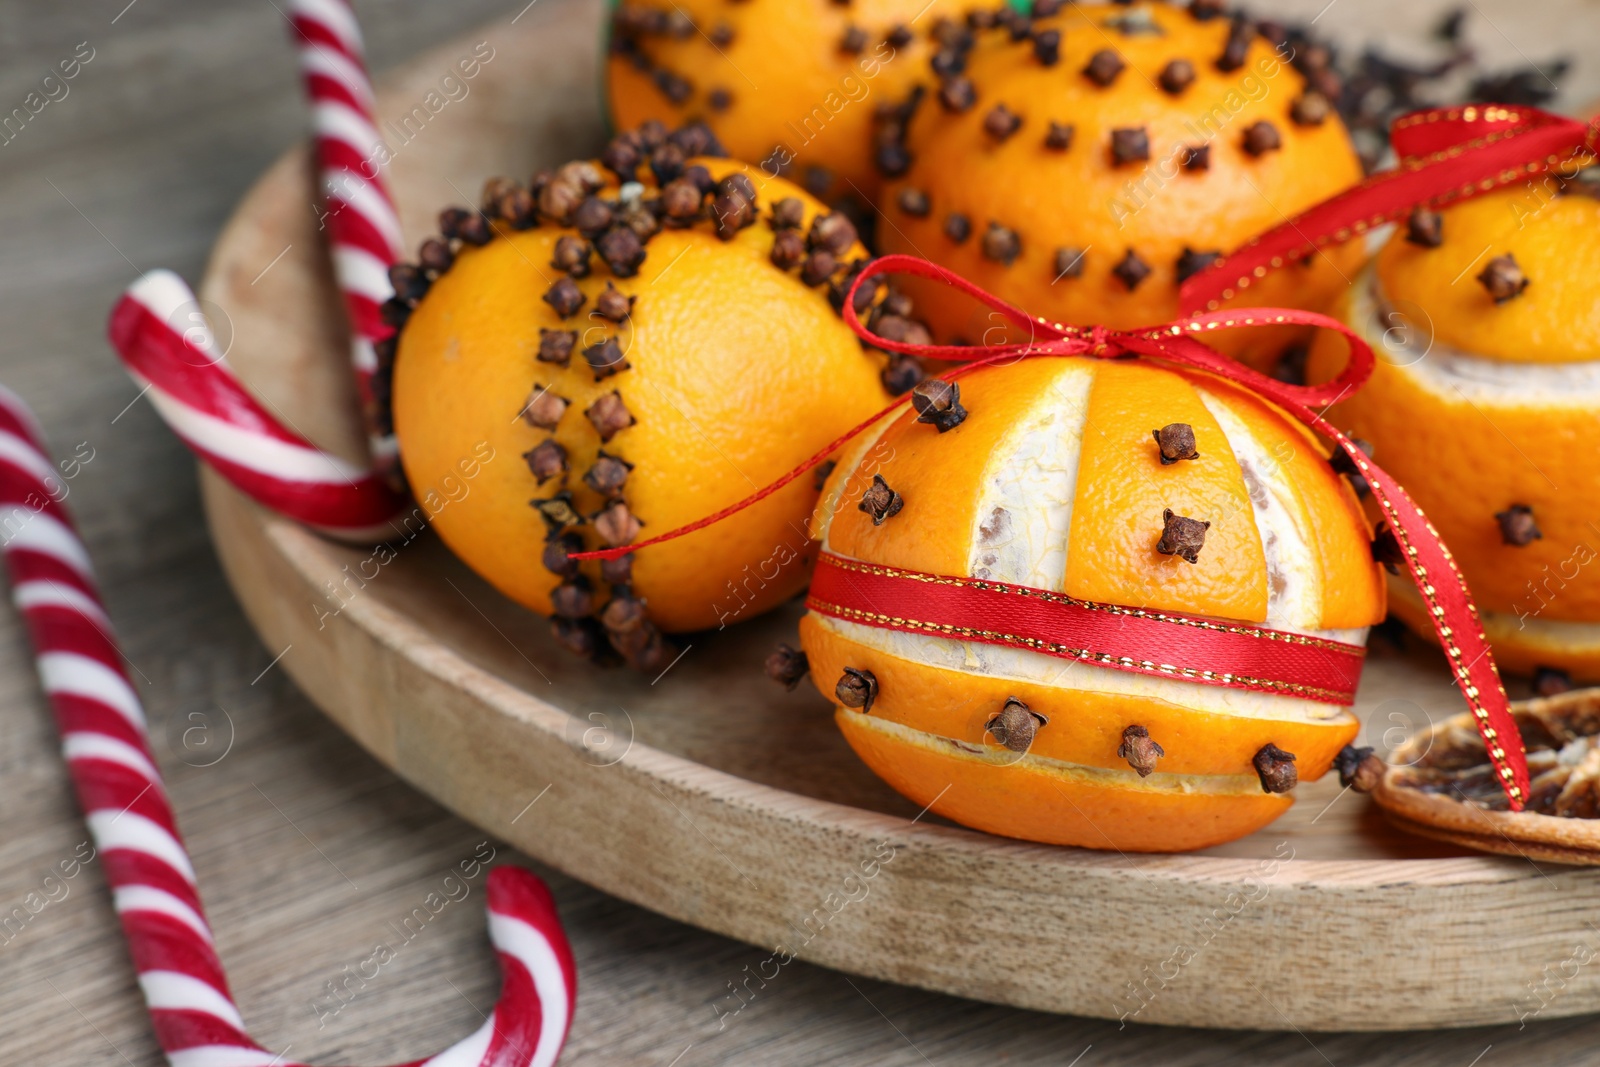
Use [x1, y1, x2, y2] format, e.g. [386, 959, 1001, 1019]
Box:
[4, 2, 1600, 1064]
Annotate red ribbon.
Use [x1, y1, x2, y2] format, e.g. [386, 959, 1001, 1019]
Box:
[808, 553, 1367, 705]
[575, 251, 1529, 810]
[1180, 104, 1600, 314]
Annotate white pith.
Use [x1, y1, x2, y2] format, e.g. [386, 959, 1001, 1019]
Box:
[849, 712, 1268, 795]
[1354, 265, 1600, 403]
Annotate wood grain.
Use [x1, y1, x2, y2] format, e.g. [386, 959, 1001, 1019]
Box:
[6, 0, 1600, 1062]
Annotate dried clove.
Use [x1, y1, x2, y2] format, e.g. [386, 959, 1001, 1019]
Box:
[1241, 120, 1282, 156]
[770, 197, 806, 230]
[1477, 254, 1528, 303]
[944, 213, 972, 244]
[1175, 247, 1220, 285]
[988, 697, 1041, 753]
[584, 390, 636, 442]
[911, 378, 967, 432]
[1053, 247, 1086, 279]
[388, 264, 429, 303]
[543, 276, 586, 318]
[541, 531, 585, 579]
[660, 178, 704, 225]
[1110, 126, 1151, 165]
[1118, 724, 1165, 776]
[809, 212, 858, 255]
[595, 281, 635, 323]
[1291, 90, 1332, 126]
[583, 451, 633, 498]
[593, 500, 642, 547]
[552, 235, 592, 277]
[1371, 521, 1406, 574]
[1495, 504, 1542, 546]
[524, 439, 568, 484]
[939, 76, 977, 113]
[523, 388, 569, 430]
[1181, 144, 1211, 172]
[983, 104, 1023, 142]
[801, 250, 838, 287]
[418, 238, 454, 273]
[599, 590, 647, 634]
[1333, 744, 1385, 793]
[572, 196, 615, 238]
[765, 644, 810, 690]
[533, 491, 583, 530]
[1533, 666, 1574, 698]
[835, 667, 878, 712]
[859, 474, 904, 525]
[875, 140, 912, 177]
[898, 188, 931, 217]
[584, 336, 630, 380]
[813, 459, 837, 491]
[1152, 423, 1199, 464]
[839, 24, 868, 53]
[771, 229, 807, 270]
[981, 223, 1022, 265]
[1405, 207, 1444, 248]
[551, 577, 596, 619]
[1033, 28, 1061, 66]
[1253, 743, 1298, 794]
[881, 353, 925, 396]
[1112, 248, 1151, 291]
[599, 552, 633, 587]
[538, 328, 577, 366]
[1216, 17, 1252, 72]
[1044, 121, 1075, 151]
[1083, 48, 1126, 87]
[1328, 437, 1374, 498]
[1159, 58, 1196, 95]
[597, 227, 647, 277]
[551, 616, 605, 659]
[1156, 508, 1210, 563]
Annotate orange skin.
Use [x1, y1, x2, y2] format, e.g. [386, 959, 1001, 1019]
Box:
[607, 0, 965, 199]
[393, 160, 889, 633]
[877, 1, 1365, 369]
[806, 358, 1383, 852]
[1308, 189, 1600, 678]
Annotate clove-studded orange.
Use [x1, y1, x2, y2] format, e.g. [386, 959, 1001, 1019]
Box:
[387, 125, 918, 667]
[606, 0, 969, 202]
[874, 1, 1366, 370]
[1307, 185, 1600, 683]
[798, 356, 1386, 852]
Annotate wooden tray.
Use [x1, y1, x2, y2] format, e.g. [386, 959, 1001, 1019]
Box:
[196, 0, 1600, 1031]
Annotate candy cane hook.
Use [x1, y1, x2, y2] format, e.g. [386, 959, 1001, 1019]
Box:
[0, 384, 576, 1067]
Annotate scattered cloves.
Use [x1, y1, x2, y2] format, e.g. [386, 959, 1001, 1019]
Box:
[839, 24, 867, 53]
[597, 227, 648, 277]
[585, 390, 636, 442]
[1156, 508, 1210, 563]
[770, 197, 805, 230]
[988, 697, 1041, 753]
[550, 616, 605, 659]
[541, 531, 585, 579]
[813, 459, 838, 491]
[1533, 666, 1574, 698]
[1118, 725, 1165, 776]
[551, 577, 596, 619]
[583, 451, 633, 498]
[1405, 207, 1444, 248]
[1333, 744, 1385, 793]
[533, 491, 583, 530]
[572, 196, 615, 238]
[765, 644, 810, 691]
[599, 552, 633, 587]
[835, 667, 878, 712]
[1477, 253, 1529, 303]
[898, 188, 931, 217]
[944, 212, 972, 244]
[801, 250, 838, 287]
[859, 474, 904, 525]
[1153, 423, 1199, 464]
[1495, 504, 1542, 546]
[1253, 742, 1298, 794]
[1159, 58, 1196, 95]
[911, 378, 968, 433]
[809, 212, 858, 255]
[418, 238, 454, 273]
[771, 229, 807, 270]
[1033, 28, 1061, 66]
[881, 353, 925, 396]
[1371, 521, 1406, 574]
[1054, 247, 1086, 279]
[1216, 17, 1252, 72]
[1110, 126, 1150, 166]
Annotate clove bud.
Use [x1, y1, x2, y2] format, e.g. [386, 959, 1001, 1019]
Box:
[835, 667, 878, 712]
[765, 644, 810, 690]
[1156, 508, 1210, 564]
[988, 697, 1041, 753]
[1118, 725, 1165, 776]
[911, 378, 968, 433]
[1253, 742, 1298, 794]
[859, 474, 904, 525]
[1152, 423, 1199, 464]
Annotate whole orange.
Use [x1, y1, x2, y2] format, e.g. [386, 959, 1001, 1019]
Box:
[799, 355, 1385, 852]
[389, 130, 896, 667]
[875, 1, 1366, 369]
[1308, 186, 1600, 683]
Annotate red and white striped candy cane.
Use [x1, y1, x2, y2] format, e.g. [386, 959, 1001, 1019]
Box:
[0, 383, 576, 1067]
[287, 0, 405, 472]
[107, 270, 408, 543]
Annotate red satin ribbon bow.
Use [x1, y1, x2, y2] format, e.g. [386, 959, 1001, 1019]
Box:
[576, 249, 1530, 810]
[1180, 104, 1600, 313]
